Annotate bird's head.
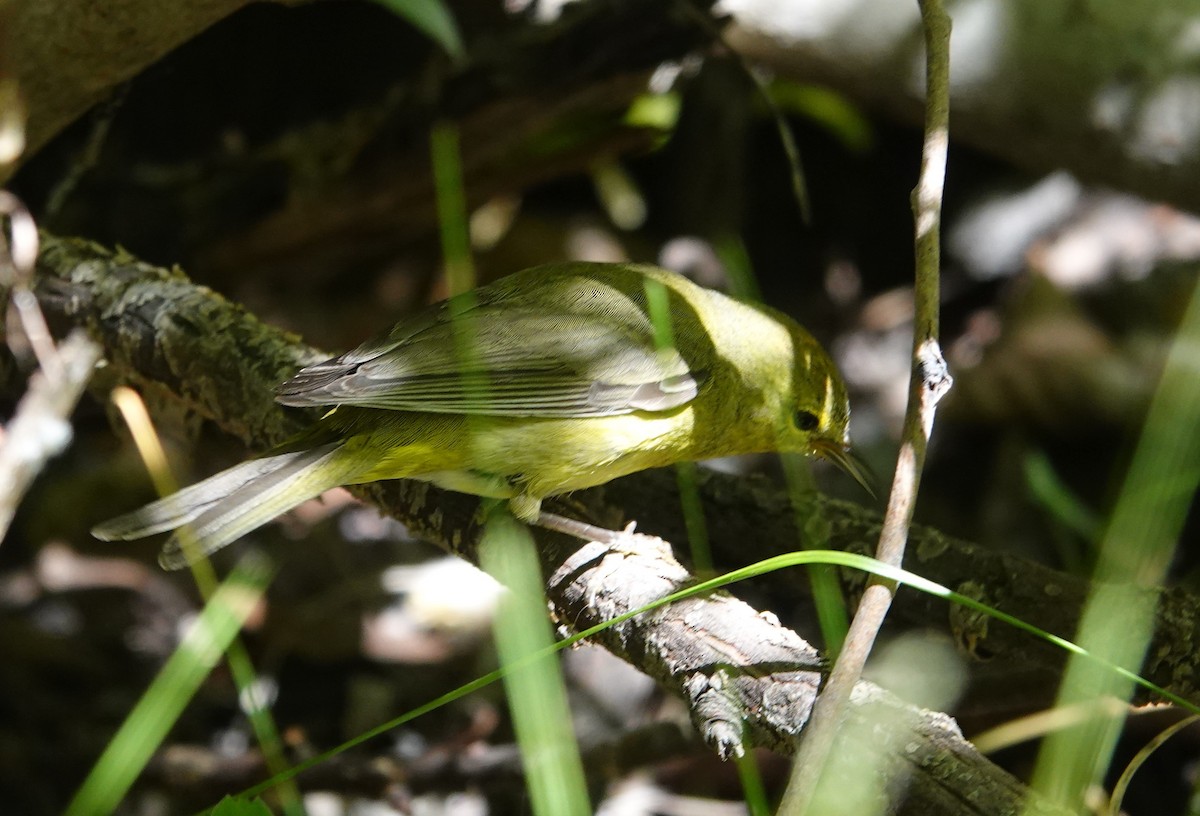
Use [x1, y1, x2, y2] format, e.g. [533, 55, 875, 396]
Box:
[781, 333, 873, 496]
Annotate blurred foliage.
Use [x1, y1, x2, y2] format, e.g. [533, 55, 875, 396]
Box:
[3, 0, 1200, 814]
[370, 0, 464, 61]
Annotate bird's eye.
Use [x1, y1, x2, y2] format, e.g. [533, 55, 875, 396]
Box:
[794, 410, 820, 432]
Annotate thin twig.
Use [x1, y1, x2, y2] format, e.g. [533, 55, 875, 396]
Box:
[42, 83, 130, 222]
[0, 192, 100, 543]
[777, 2, 953, 812]
[0, 330, 100, 540]
[0, 190, 61, 380]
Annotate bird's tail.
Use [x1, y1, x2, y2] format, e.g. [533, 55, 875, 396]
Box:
[92, 443, 354, 570]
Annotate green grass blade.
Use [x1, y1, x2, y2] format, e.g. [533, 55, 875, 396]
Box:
[65, 555, 273, 816]
[431, 121, 475, 296]
[1028, 275, 1200, 809]
[783, 453, 849, 658]
[1023, 447, 1100, 546]
[717, 238, 850, 653]
[674, 460, 713, 575]
[479, 512, 591, 816]
[643, 277, 714, 574]
[734, 746, 771, 816]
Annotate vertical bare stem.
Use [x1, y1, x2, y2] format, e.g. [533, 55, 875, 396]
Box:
[776, 2, 953, 812]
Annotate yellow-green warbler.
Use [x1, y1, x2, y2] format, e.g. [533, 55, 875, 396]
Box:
[94, 262, 860, 569]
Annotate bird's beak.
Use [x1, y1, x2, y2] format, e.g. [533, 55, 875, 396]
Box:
[811, 438, 876, 497]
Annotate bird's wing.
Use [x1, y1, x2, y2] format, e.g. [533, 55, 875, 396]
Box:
[276, 304, 702, 418]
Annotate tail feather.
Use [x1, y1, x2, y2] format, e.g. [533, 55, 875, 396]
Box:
[92, 450, 331, 542]
[92, 443, 358, 570]
[157, 443, 353, 570]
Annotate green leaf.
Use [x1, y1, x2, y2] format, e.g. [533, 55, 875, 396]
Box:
[767, 81, 873, 153]
[212, 795, 275, 816]
[371, 0, 464, 61]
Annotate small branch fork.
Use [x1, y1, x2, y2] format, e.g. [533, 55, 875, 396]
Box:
[0, 191, 101, 542]
[778, 1, 954, 812]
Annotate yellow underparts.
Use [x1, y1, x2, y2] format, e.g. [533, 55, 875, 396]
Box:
[342, 409, 697, 508]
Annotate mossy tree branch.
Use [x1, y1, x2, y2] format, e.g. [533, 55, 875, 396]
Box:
[33, 234, 1082, 815]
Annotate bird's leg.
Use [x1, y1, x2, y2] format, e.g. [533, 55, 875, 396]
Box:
[535, 511, 634, 545]
[507, 488, 633, 544]
[489, 492, 623, 543]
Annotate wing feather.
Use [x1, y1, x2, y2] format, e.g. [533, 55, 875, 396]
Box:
[276, 276, 705, 417]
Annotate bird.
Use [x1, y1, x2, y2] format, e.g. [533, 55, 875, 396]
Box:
[93, 261, 861, 569]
